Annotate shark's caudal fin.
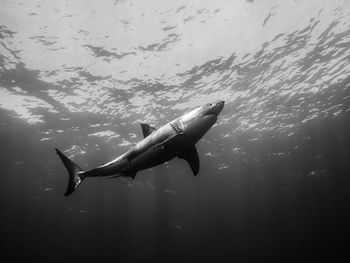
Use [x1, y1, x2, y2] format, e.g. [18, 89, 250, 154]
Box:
[55, 148, 85, 196]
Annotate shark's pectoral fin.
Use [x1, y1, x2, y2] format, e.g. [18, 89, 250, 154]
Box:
[140, 123, 157, 138]
[178, 146, 200, 176]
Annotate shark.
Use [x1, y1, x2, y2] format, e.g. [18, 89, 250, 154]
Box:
[55, 101, 225, 196]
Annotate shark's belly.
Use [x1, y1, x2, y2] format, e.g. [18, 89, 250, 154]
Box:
[130, 144, 177, 172]
[126, 114, 217, 172]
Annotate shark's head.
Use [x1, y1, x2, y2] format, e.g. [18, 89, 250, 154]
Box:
[178, 101, 225, 144]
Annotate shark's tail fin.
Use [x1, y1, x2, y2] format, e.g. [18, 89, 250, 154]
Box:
[55, 148, 85, 196]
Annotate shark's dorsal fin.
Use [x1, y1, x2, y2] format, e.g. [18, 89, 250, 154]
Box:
[140, 123, 157, 138]
[178, 146, 200, 176]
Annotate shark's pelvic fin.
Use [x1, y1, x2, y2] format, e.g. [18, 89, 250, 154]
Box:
[178, 146, 200, 176]
[107, 170, 137, 180]
[140, 123, 157, 138]
[106, 174, 123, 180]
[124, 170, 137, 179]
[55, 148, 85, 196]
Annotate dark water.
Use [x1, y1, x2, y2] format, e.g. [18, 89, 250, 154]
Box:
[1, 92, 350, 262]
[1, 1, 350, 262]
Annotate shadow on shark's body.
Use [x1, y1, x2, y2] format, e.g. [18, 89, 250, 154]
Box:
[55, 101, 225, 196]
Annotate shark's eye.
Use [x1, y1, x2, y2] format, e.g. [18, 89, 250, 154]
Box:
[209, 104, 212, 106]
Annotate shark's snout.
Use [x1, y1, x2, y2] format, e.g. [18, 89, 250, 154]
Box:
[216, 101, 225, 114]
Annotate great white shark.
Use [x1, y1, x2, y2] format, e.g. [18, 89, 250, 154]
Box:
[55, 101, 225, 196]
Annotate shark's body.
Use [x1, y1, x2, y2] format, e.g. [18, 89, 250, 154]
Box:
[56, 101, 224, 196]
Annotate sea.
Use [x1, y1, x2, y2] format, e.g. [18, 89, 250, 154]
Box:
[0, 0, 350, 262]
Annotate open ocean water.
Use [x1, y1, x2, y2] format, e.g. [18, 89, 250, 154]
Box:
[1, 0, 350, 262]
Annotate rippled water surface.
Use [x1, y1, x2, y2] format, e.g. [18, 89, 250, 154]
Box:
[1, 0, 350, 262]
